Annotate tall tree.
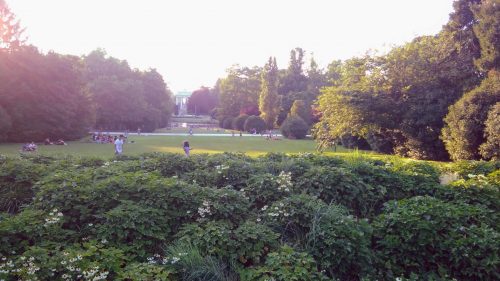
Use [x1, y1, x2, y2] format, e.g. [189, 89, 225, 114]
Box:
[441, 70, 500, 160]
[0, 0, 25, 51]
[279, 47, 308, 95]
[472, 0, 500, 71]
[289, 99, 312, 125]
[217, 65, 261, 120]
[480, 102, 500, 160]
[84, 50, 173, 132]
[259, 57, 280, 129]
[0, 46, 94, 141]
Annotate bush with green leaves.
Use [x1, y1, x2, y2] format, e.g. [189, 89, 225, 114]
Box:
[280, 115, 309, 139]
[117, 262, 174, 281]
[175, 221, 233, 258]
[239, 245, 329, 281]
[0, 153, 498, 280]
[441, 71, 500, 160]
[96, 201, 170, 258]
[232, 114, 249, 131]
[480, 102, 500, 160]
[373, 196, 499, 280]
[447, 160, 500, 179]
[231, 221, 279, 265]
[0, 159, 47, 213]
[297, 166, 374, 216]
[261, 194, 328, 244]
[436, 172, 500, 212]
[244, 173, 294, 210]
[306, 205, 373, 280]
[243, 115, 267, 133]
[222, 117, 235, 129]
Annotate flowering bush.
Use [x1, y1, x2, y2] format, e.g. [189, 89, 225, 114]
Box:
[0, 153, 497, 280]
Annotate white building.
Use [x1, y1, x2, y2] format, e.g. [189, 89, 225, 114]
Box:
[174, 91, 192, 116]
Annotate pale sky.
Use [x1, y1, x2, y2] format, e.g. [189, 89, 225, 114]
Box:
[8, 0, 454, 92]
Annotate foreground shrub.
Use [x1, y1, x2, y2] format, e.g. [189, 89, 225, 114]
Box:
[117, 262, 174, 281]
[297, 166, 375, 217]
[261, 194, 327, 244]
[240, 245, 329, 281]
[96, 201, 170, 259]
[373, 196, 499, 280]
[306, 205, 373, 280]
[166, 242, 238, 281]
[448, 160, 500, 179]
[0, 242, 127, 281]
[0, 159, 46, 213]
[175, 220, 278, 265]
[436, 172, 500, 212]
[280, 116, 308, 139]
[244, 173, 294, 210]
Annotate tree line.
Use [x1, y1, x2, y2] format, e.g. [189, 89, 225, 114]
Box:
[0, 1, 173, 142]
[191, 0, 498, 161]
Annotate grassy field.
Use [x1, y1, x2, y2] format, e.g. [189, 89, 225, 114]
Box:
[0, 135, 363, 158]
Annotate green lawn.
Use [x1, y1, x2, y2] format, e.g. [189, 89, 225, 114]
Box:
[0, 135, 362, 158]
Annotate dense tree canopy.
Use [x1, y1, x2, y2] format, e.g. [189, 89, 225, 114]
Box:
[260, 57, 280, 129]
[480, 102, 500, 160]
[83, 49, 173, 132]
[0, 47, 95, 141]
[186, 86, 218, 115]
[442, 70, 500, 160]
[313, 0, 496, 160]
[216, 66, 261, 120]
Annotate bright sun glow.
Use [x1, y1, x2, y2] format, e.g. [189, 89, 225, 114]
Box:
[8, 0, 454, 92]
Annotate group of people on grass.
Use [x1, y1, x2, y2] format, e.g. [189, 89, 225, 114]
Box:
[92, 133, 119, 144]
[21, 138, 66, 152]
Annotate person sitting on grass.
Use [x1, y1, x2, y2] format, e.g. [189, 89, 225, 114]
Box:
[22, 142, 37, 152]
[55, 139, 67, 145]
[183, 140, 192, 157]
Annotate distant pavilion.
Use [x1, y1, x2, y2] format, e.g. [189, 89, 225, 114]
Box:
[174, 90, 192, 116]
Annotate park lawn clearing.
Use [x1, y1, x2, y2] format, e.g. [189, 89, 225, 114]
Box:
[0, 135, 360, 158]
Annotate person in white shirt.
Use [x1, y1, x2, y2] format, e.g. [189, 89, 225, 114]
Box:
[114, 135, 124, 155]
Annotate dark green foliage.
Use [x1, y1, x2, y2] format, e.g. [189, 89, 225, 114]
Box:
[373, 196, 499, 280]
[480, 102, 500, 160]
[289, 99, 311, 124]
[261, 194, 328, 245]
[0, 47, 95, 141]
[84, 50, 173, 132]
[0, 159, 46, 213]
[280, 116, 308, 139]
[240, 246, 329, 281]
[222, 117, 235, 129]
[306, 205, 373, 280]
[232, 114, 249, 131]
[297, 166, 377, 217]
[0, 153, 498, 280]
[187, 86, 218, 115]
[442, 71, 500, 160]
[96, 201, 170, 258]
[472, 0, 500, 71]
[243, 115, 267, 133]
[448, 159, 500, 179]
